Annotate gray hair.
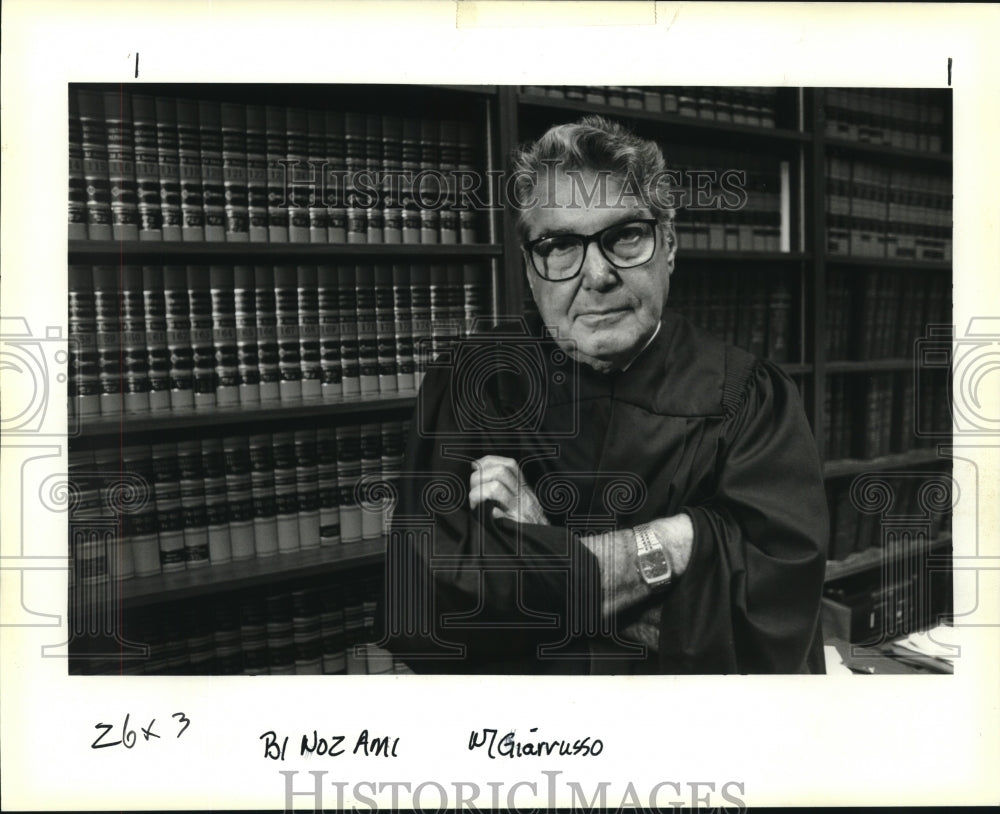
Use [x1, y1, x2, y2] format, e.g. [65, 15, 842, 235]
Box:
[509, 115, 675, 240]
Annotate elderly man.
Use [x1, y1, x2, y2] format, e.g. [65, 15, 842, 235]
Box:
[380, 115, 828, 674]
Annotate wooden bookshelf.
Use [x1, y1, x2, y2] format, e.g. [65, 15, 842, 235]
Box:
[823, 448, 944, 479]
[68, 240, 504, 263]
[826, 533, 951, 581]
[826, 359, 915, 373]
[824, 136, 952, 167]
[825, 255, 951, 273]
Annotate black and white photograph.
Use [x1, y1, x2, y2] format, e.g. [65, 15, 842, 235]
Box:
[2, 2, 998, 811]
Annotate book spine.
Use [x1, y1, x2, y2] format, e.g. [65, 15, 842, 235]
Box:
[307, 110, 330, 243]
[154, 96, 183, 241]
[253, 265, 281, 403]
[295, 429, 321, 550]
[239, 597, 269, 674]
[139, 266, 171, 411]
[324, 109, 347, 243]
[374, 264, 398, 393]
[271, 431, 301, 553]
[151, 442, 186, 572]
[336, 424, 362, 543]
[103, 91, 140, 241]
[68, 264, 101, 417]
[68, 91, 88, 239]
[187, 265, 218, 408]
[220, 101, 250, 242]
[233, 265, 261, 405]
[222, 435, 256, 560]
[93, 447, 135, 581]
[122, 445, 161, 577]
[209, 265, 240, 407]
[410, 264, 431, 389]
[320, 591, 347, 673]
[338, 264, 361, 397]
[163, 265, 195, 409]
[766, 278, 792, 363]
[297, 265, 323, 399]
[198, 99, 227, 241]
[286, 107, 312, 243]
[360, 422, 383, 541]
[176, 440, 211, 568]
[265, 105, 289, 242]
[382, 114, 403, 244]
[175, 99, 206, 241]
[316, 428, 341, 545]
[274, 265, 303, 402]
[438, 119, 459, 245]
[355, 264, 380, 395]
[76, 89, 113, 240]
[344, 111, 367, 244]
[429, 263, 451, 361]
[291, 589, 323, 675]
[121, 264, 151, 412]
[457, 120, 478, 243]
[392, 264, 415, 392]
[401, 117, 421, 244]
[266, 593, 296, 675]
[365, 113, 384, 244]
[130, 94, 163, 240]
[247, 433, 279, 558]
[200, 437, 233, 566]
[91, 264, 122, 416]
[317, 264, 343, 400]
[245, 104, 270, 242]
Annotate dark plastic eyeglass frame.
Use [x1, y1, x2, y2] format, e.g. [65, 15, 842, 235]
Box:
[522, 218, 661, 282]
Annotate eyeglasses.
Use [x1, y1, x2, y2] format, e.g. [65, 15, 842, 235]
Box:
[523, 218, 660, 282]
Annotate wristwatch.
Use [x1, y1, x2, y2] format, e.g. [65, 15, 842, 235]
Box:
[634, 522, 673, 589]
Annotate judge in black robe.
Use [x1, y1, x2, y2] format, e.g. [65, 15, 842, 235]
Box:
[378, 116, 828, 674]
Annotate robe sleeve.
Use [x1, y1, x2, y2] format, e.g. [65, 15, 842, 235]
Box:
[661, 359, 829, 674]
[378, 364, 599, 674]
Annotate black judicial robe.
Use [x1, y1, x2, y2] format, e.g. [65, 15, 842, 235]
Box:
[378, 309, 828, 674]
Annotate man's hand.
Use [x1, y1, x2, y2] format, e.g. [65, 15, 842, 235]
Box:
[469, 455, 550, 525]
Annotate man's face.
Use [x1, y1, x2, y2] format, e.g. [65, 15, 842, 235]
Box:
[521, 169, 675, 372]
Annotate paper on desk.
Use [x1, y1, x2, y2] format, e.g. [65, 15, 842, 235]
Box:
[893, 624, 960, 661]
[824, 645, 855, 675]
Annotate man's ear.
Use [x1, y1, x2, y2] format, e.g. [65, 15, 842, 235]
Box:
[662, 220, 678, 273]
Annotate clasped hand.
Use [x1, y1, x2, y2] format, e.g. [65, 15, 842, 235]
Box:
[468, 455, 550, 525]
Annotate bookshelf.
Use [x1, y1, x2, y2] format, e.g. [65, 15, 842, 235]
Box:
[67, 83, 953, 673]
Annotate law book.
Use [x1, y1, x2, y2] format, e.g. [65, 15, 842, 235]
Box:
[121, 444, 161, 577]
[364, 113, 384, 244]
[324, 109, 347, 243]
[410, 264, 433, 388]
[344, 111, 367, 244]
[175, 99, 206, 241]
[265, 105, 290, 242]
[253, 265, 281, 403]
[359, 422, 383, 541]
[209, 265, 240, 407]
[392, 264, 416, 392]
[438, 120, 459, 244]
[380, 420, 406, 489]
[154, 96, 183, 241]
[151, 442, 186, 572]
[130, 94, 163, 240]
[463, 263, 486, 337]
[766, 278, 792, 363]
[220, 101, 250, 242]
[292, 589, 323, 675]
[140, 265, 172, 411]
[316, 427, 341, 545]
[271, 431, 301, 554]
[373, 264, 398, 394]
[855, 271, 881, 361]
[244, 104, 270, 242]
[197, 99, 227, 242]
[91, 447, 134, 581]
[457, 120, 478, 243]
[320, 590, 347, 674]
[307, 109, 330, 243]
[239, 597, 269, 675]
[103, 91, 141, 241]
[68, 264, 101, 417]
[185, 607, 217, 674]
[187, 265, 218, 409]
[294, 429, 321, 550]
[337, 264, 361, 397]
[286, 107, 311, 243]
[343, 588, 366, 674]
[213, 604, 243, 674]
[297, 265, 322, 399]
[163, 265, 195, 409]
[317, 264, 343, 400]
[429, 263, 454, 361]
[75, 89, 113, 240]
[91, 265, 122, 416]
[68, 90, 88, 239]
[746, 279, 769, 359]
[199, 435, 233, 566]
[382, 115, 403, 244]
[231, 265, 261, 405]
[221, 435, 257, 560]
[120, 265, 151, 412]
[879, 374, 895, 458]
[336, 424, 363, 543]
[176, 440, 212, 568]
[267, 594, 298, 676]
[274, 265, 303, 402]
[247, 433, 279, 558]
[354, 264, 379, 396]
[401, 117, 422, 245]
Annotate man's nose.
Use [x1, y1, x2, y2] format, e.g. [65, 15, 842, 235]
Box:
[580, 241, 619, 290]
